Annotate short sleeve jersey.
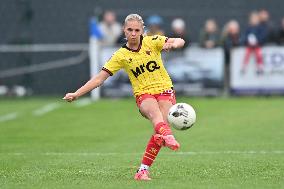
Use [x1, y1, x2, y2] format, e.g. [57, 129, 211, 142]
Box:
[102, 35, 173, 96]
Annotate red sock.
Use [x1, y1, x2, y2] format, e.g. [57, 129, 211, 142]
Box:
[155, 122, 172, 136]
[141, 135, 162, 166]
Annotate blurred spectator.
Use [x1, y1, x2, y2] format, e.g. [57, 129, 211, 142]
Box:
[221, 20, 241, 95]
[276, 17, 284, 45]
[99, 10, 122, 46]
[116, 32, 127, 45]
[169, 18, 190, 50]
[199, 19, 220, 48]
[258, 9, 276, 44]
[221, 20, 241, 64]
[146, 14, 165, 36]
[241, 11, 264, 74]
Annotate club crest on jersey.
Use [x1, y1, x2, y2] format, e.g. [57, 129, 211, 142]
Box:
[146, 50, 151, 55]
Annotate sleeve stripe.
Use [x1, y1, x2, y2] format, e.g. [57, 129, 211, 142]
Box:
[165, 37, 169, 43]
[102, 67, 113, 76]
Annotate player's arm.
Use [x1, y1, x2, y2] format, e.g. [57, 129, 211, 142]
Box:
[63, 70, 110, 102]
[162, 38, 185, 51]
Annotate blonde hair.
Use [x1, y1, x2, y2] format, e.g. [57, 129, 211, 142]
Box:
[124, 14, 144, 26]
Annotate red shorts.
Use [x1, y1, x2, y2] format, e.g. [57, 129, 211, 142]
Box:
[135, 89, 176, 108]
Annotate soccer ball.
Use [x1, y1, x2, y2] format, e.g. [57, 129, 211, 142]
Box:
[168, 103, 196, 130]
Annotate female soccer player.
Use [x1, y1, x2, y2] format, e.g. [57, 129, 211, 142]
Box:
[63, 14, 185, 181]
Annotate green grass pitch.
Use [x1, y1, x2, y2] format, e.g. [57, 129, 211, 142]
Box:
[0, 97, 284, 188]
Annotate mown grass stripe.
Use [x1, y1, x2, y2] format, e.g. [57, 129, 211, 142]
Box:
[0, 112, 18, 123]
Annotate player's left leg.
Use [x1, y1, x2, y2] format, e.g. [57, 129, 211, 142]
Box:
[156, 89, 176, 123]
[156, 90, 180, 151]
[137, 95, 173, 137]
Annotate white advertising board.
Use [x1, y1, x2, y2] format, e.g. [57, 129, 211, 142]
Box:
[231, 46, 284, 95]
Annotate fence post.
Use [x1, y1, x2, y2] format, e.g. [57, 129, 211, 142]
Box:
[89, 17, 103, 101]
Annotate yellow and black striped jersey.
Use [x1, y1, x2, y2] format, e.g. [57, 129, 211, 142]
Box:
[102, 35, 173, 96]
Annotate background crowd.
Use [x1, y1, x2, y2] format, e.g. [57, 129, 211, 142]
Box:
[97, 9, 284, 63]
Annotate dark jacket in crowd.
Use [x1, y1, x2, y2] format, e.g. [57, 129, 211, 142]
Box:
[276, 28, 284, 45]
[242, 25, 266, 46]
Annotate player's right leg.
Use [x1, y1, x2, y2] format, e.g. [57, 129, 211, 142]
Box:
[134, 95, 164, 180]
[134, 134, 161, 181]
[137, 96, 165, 125]
[134, 95, 177, 180]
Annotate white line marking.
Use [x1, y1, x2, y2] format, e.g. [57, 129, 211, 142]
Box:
[2, 151, 284, 156]
[74, 98, 93, 107]
[33, 103, 60, 116]
[173, 151, 284, 155]
[0, 112, 18, 122]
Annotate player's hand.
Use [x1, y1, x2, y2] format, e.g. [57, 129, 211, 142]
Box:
[63, 93, 78, 102]
[162, 43, 177, 52]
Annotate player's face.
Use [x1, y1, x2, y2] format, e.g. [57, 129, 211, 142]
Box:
[124, 20, 143, 44]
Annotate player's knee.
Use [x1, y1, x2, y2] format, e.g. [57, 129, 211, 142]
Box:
[148, 111, 164, 123]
